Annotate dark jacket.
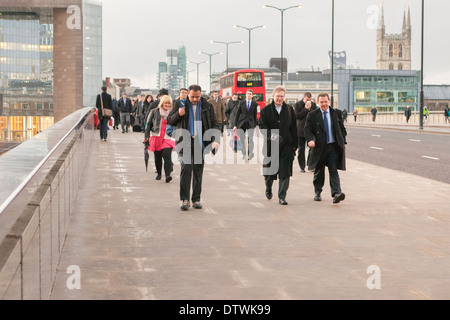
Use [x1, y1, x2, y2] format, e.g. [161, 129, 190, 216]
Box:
[405, 108, 412, 118]
[371, 107, 377, 116]
[96, 92, 112, 119]
[117, 98, 132, 113]
[293, 99, 317, 138]
[304, 107, 347, 171]
[258, 101, 298, 180]
[234, 100, 258, 129]
[167, 97, 219, 150]
[225, 99, 240, 127]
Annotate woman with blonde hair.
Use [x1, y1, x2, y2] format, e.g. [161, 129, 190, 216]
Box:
[144, 95, 175, 182]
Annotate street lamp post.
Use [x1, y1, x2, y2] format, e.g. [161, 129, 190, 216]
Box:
[186, 69, 196, 86]
[331, 0, 335, 109]
[211, 40, 244, 73]
[263, 4, 302, 85]
[233, 25, 265, 69]
[187, 60, 208, 85]
[419, 0, 425, 130]
[199, 51, 222, 94]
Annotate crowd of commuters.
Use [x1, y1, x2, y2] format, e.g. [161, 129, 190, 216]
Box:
[96, 86, 348, 210]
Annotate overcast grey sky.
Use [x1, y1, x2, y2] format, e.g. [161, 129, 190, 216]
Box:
[101, 0, 450, 90]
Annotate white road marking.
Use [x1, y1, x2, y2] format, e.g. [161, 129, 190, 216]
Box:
[422, 156, 440, 161]
[371, 134, 382, 137]
[409, 139, 421, 142]
[370, 147, 384, 151]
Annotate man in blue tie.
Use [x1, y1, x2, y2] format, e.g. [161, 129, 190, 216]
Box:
[234, 90, 258, 160]
[304, 93, 347, 204]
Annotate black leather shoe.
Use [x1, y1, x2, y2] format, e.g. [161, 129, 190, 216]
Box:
[314, 194, 322, 202]
[265, 192, 273, 200]
[156, 175, 162, 181]
[333, 193, 346, 204]
[279, 199, 288, 205]
[165, 176, 172, 183]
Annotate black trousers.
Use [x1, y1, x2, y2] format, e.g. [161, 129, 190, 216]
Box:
[313, 143, 342, 197]
[154, 148, 173, 177]
[297, 136, 306, 170]
[237, 122, 255, 157]
[180, 138, 204, 202]
[99, 117, 109, 140]
[265, 176, 290, 200]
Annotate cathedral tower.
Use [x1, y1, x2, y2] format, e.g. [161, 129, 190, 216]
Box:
[376, 5, 412, 70]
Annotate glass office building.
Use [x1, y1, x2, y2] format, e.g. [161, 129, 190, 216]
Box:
[0, 1, 102, 143]
[334, 69, 420, 113]
[83, 0, 102, 108]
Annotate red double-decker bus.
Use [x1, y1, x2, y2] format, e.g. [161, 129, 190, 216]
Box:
[219, 69, 266, 119]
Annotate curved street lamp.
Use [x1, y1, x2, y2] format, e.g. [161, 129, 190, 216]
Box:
[263, 4, 302, 85]
[233, 25, 265, 69]
[211, 40, 244, 73]
[199, 51, 223, 94]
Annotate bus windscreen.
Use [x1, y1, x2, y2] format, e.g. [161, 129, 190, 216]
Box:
[236, 72, 263, 88]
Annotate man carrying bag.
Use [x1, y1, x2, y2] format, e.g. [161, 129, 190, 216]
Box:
[96, 86, 113, 142]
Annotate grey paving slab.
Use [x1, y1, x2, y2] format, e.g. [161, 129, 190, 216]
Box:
[50, 129, 450, 300]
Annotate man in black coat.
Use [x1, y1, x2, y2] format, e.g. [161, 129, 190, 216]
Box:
[259, 86, 298, 205]
[234, 89, 258, 160]
[117, 92, 133, 133]
[293, 92, 317, 172]
[305, 93, 347, 204]
[96, 86, 112, 141]
[167, 85, 220, 211]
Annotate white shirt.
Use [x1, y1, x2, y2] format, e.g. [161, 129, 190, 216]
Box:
[275, 104, 282, 114]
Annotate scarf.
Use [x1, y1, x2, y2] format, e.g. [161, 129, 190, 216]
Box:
[188, 99, 204, 150]
[159, 107, 170, 120]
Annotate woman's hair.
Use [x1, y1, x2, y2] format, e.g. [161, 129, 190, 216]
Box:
[144, 94, 154, 103]
[157, 95, 173, 109]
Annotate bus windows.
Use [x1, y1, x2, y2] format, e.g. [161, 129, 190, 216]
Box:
[236, 72, 263, 88]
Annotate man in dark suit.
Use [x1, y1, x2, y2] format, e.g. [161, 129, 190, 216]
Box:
[305, 93, 347, 204]
[117, 92, 133, 133]
[234, 89, 258, 160]
[293, 92, 317, 173]
[96, 86, 112, 141]
[259, 86, 298, 205]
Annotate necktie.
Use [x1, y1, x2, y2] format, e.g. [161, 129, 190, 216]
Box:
[247, 101, 250, 111]
[323, 111, 332, 144]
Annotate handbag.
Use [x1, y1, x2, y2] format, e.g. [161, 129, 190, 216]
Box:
[229, 130, 243, 151]
[100, 92, 112, 118]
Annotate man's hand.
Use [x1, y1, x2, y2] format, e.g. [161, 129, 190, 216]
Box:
[179, 107, 185, 116]
[308, 141, 315, 148]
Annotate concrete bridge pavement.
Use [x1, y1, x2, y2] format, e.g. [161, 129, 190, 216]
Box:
[50, 129, 450, 300]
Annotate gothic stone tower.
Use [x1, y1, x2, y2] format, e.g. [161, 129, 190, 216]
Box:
[376, 6, 412, 70]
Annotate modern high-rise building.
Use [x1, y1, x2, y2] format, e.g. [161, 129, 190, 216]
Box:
[0, 0, 102, 142]
[157, 45, 187, 96]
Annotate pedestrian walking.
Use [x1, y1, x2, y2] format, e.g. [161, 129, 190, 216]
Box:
[148, 88, 169, 116]
[342, 109, 348, 123]
[353, 109, 358, 122]
[293, 92, 317, 173]
[305, 93, 347, 204]
[423, 106, 429, 123]
[225, 93, 240, 137]
[143, 94, 155, 127]
[96, 86, 113, 141]
[144, 95, 176, 183]
[258, 86, 298, 206]
[234, 89, 258, 160]
[112, 98, 120, 130]
[405, 105, 411, 123]
[371, 106, 377, 122]
[208, 91, 226, 135]
[117, 92, 133, 133]
[167, 84, 220, 211]
[445, 105, 450, 124]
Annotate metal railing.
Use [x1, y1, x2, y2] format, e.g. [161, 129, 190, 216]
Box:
[0, 107, 96, 300]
